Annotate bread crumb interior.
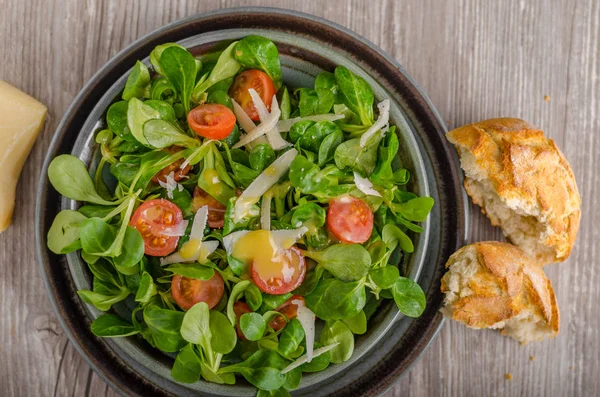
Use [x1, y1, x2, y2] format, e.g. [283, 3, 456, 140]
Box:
[465, 177, 555, 262]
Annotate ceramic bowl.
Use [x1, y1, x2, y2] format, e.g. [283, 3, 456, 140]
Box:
[36, 7, 466, 397]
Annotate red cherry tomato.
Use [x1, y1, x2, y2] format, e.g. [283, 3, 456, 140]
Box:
[151, 146, 191, 184]
[187, 104, 236, 139]
[251, 246, 306, 295]
[269, 295, 305, 331]
[191, 187, 226, 229]
[327, 196, 374, 244]
[233, 301, 253, 340]
[229, 69, 276, 121]
[171, 272, 224, 311]
[130, 199, 183, 256]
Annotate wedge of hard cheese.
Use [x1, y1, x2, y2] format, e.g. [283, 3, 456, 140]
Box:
[0, 80, 47, 232]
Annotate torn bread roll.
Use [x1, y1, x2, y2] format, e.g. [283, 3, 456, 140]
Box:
[441, 242, 559, 344]
[447, 118, 580, 265]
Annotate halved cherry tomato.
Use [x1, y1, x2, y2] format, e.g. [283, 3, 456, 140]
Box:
[151, 146, 191, 184]
[191, 187, 226, 228]
[269, 295, 305, 331]
[229, 69, 275, 121]
[187, 103, 236, 139]
[130, 199, 183, 256]
[251, 246, 306, 295]
[171, 272, 224, 310]
[233, 301, 253, 340]
[327, 196, 374, 244]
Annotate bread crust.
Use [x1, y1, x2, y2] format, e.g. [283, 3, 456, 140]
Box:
[441, 242, 559, 342]
[447, 118, 580, 264]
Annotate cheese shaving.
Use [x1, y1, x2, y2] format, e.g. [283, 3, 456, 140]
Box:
[189, 205, 208, 241]
[232, 100, 281, 149]
[359, 99, 390, 148]
[159, 240, 219, 266]
[197, 240, 219, 263]
[160, 206, 211, 265]
[158, 171, 178, 199]
[248, 89, 290, 150]
[231, 98, 271, 149]
[270, 227, 308, 249]
[260, 191, 272, 230]
[231, 98, 256, 133]
[281, 253, 295, 282]
[353, 172, 382, 197]
[222, 230, 249, 254]
[234, 149, 297, 220]
[160, 252, 185, 266]
[293, 298, 316, 362]
[161, 219, 189, 237]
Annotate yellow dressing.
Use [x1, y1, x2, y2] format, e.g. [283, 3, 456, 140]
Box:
[231, 230, 283, 280]
[197, 244, 211, 264]
[180, 238, 202, 260]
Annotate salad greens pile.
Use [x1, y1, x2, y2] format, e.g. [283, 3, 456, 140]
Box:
[46, 35, 434, 396]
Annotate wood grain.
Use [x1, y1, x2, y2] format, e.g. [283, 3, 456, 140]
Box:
[0, 0, 598, 396]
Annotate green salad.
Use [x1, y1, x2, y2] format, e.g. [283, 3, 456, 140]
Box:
[46, 35, 434, 395]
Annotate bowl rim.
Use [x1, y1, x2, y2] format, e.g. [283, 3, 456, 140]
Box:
[36, 6, 467, 397]
[63, 27, 434, 393]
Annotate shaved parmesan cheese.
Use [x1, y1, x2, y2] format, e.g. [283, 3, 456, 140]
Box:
[234, 149, 297, 220]
[270, 227, 308, 249]
[160, 252, 185, 266]
[232, 98, 256, 133]
[158, 171, 178, 199]
[281, 254, 295, 282]
[231, 98, 270, 149]
[265, 96, 291, 149]
[157, 180, 170, 192]
[277, 114, 345, 132]
[160, 240, 219, 266]
[190, 205, 208, 241]
[248, 89, 269, 117]
[260, 192, 272, 230]
[353, 172, 382, 197]
[281, 343, 340, 374]
[248, 90, 290, 150]
[222, 230, 249, 254]
[222, 227, 308, 256]
[359, 99, 390, 148]
[293, 298, 316, 362]
[232, 101, 281, 149]
[161, 219, 189, 237]
[160, 206, 214, 265]
[197, 240, 219, 263]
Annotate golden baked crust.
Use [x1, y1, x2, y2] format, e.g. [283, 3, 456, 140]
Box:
[441, 242, 559, 343]
[447, 118, 580, 264]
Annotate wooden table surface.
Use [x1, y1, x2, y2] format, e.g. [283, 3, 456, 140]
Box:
[1, 0, 599, 396]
